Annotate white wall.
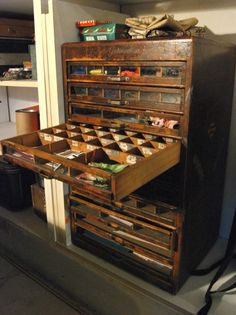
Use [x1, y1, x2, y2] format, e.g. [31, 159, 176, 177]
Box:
[8, 87, 38, 122]
[121, 0, 236, 239]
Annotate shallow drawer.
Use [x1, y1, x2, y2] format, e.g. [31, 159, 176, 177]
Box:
[67, 61, 186, 87]
[70, 103, 182, 139]
[68, 83, 184, 113]
[1, 122, 181, 201]
[0, 18, 34, 39]
[71, 203, 176, 257]
[70, 189, 178, 229]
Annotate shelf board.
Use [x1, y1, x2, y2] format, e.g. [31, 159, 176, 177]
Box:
[0, 80, 38, 88]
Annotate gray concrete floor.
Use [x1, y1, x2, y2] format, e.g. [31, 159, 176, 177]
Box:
[0, 255, 80, 315]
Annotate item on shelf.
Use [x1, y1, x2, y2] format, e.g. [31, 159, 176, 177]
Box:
[79, 23, 129, 41]
[0, 67, 32, 80]
[76, 20, 112, 28]
[125, 14, 199, 39]
[15, 105, 40, 135]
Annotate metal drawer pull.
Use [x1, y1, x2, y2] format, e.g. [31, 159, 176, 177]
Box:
[107, 76, 130, 82]
[107, 99, 129, 106]
[8, 28, 17, 34]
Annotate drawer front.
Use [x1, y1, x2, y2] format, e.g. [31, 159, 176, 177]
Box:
[0, 19, 34, 38]
[70, 103, 182, 138]
[63, 39, 192, 61]
[68, 83, 184, 113]
[70, 188, 178, 229]
[69, 197, 176, 265]
[1, 122, 180, 201]
[67, 61, 186, 86]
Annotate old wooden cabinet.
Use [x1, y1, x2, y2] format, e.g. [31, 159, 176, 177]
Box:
[1, 37, 235, 293]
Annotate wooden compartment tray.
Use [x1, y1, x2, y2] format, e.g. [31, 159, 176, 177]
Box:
[1, 122, 180, 201]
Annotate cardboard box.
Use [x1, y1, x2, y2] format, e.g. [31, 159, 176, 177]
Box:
[31, 184, 46, 221]
[79, 23, 129, 41]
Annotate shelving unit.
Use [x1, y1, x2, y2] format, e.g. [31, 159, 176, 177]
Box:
[0, 80, 38, 88]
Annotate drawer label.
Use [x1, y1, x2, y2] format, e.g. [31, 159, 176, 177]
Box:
[126, 155, 137, 164]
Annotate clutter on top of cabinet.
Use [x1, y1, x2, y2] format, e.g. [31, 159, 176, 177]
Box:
[125, 14, 201, 39]
[76, 20, 112, 28]
[78, 23, 130, 42]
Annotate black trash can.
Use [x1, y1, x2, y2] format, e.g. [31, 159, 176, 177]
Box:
[0, 157, 36, 210]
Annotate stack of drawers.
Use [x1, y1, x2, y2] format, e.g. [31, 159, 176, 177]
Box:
[2, 38, 235, 293]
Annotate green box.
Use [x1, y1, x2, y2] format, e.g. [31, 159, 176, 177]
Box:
[79, 24, 129, 42]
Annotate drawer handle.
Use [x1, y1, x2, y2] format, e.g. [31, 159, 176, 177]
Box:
[8, 27, 17, 34]
[107, 99, 129, 106]
[107, 76, 130, 82]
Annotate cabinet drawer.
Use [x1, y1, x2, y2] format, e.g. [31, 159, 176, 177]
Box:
[1, 122, 181, 201]
[70, 202, 176, 258]
[68, 83, 184, 113]
[70, 103, 182, 138]
[67, 61, 186, 87]
[70, 189, 178, 229]
[0, 18, 34, 39]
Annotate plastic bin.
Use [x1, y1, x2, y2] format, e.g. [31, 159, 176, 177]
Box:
[0, 157, 36, 210]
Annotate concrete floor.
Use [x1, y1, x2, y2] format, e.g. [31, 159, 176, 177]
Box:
[0, 255, 80, 315]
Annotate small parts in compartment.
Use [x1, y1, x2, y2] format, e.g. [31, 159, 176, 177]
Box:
[76, 172, 109, 188]
[89, 68, 103, 75]
[149, 117, 179, 129]
[89, 162, 128, 173]
[12, 150, 34, 161]
[55, 149, 83, 160]
[44, 161, 62, 171]
[68, 63, 184, 84]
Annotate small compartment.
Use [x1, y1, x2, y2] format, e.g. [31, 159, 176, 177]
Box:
[50, 140, 87, 160]
[118, 138, 136, 152]
[139, 142, 157, 156]
[121, 195, 177, 228]
[125, 149, 144, 164]
[82, 130, 97, 142]
[71, 148, 127, 190]
[53, 131, 69, 142]
[88, 66, 103, 75]
[112, 132, 128, 142]
[99, 134, 115, 147]
[66, 129, 81, 138]
[130, 133, 146, 146]
[95, 128, 110, 137]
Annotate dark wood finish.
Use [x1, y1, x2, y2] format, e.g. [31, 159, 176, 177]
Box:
[1, 37, 235, 293]
[62, 38, 235, 293]
[0, 18, 34, 39]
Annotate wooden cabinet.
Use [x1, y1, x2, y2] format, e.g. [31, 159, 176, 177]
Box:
[1, 37, 235, 293]
[0, 18, 34, 39]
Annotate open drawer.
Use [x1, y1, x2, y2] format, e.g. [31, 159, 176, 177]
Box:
[1, 122, 181, 201]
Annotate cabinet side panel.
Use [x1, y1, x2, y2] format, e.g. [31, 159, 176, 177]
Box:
[179, 38, 236, 286]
